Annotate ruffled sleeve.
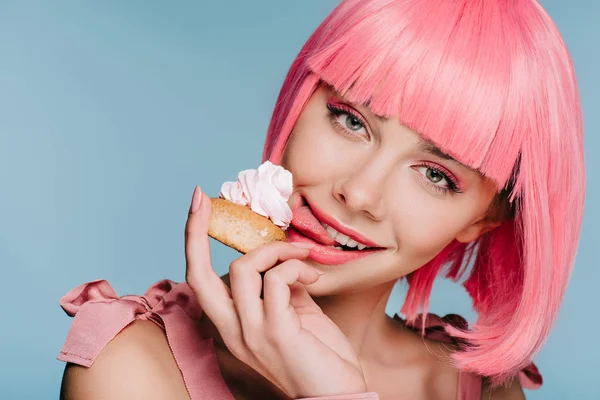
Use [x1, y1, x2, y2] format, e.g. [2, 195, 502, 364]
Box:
[517, 363, 542, 390]
[58, 279, 234, 400]
[394, 313, 543, 390]
[58, 279, 170, 366]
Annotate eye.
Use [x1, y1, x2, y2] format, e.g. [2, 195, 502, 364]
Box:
[344, 114, 364, 131]
[425, 168, 444, 183]
[413, 164, 462, 194]
[326, 102, 369, 139]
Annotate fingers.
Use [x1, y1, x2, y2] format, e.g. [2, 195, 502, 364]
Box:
[185, 186, 238, 333]
[185, 186, 212, 277]
[185, 187, 320, 363]
[263, 260, 321, 331]
[230, 241, 312, 332]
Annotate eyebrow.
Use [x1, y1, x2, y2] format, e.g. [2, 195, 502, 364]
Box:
[330, 88, 480, 174]
[418, 139, 481, 174]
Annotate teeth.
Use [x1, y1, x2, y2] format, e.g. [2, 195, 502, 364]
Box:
[323, 224, 370, 250]
[336, 233, 350, 245]
[326, 225, 338, 239]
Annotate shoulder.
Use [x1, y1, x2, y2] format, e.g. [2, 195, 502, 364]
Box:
[389, 313, 534, 399]
[372, 316, 460, 399]
[420, 336, 526, 400]
[422, 346, 526, 400]
[60, 320, 190, 400]
[422, 343, 527, 400]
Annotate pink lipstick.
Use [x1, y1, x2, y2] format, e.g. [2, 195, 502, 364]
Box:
[287, 227, 382, 265]
[288, 197, 385, 266]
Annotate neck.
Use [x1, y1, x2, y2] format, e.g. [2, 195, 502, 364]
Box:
[312, 280, 397, 359]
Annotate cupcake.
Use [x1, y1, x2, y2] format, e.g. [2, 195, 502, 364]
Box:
[208, 161, 293, 254]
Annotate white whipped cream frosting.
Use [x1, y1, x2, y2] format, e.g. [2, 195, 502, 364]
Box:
[220, 161, 293, 229]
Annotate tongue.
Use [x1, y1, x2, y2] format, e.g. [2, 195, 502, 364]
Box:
[291, 206, 337, 246]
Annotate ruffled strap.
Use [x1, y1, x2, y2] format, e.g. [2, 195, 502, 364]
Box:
[58, 279, 166, 366]
[393, 313, 543, 390]
[517, 363, 543, 390]
[58, 279, 234, 400]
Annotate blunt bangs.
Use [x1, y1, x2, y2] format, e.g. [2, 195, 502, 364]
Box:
[305, 0, 537, 191]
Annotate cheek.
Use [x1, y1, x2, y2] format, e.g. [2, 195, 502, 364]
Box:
[283, 123, 354, 185]
[391, 185, 479, 261]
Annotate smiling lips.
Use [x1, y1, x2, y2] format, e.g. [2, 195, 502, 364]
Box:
[287, 201, 385, 266]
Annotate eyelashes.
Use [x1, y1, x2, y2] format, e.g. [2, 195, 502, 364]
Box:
[326, 102, 369, 139]
[325, 100, 462, 195]
[413, 163, 462, 194]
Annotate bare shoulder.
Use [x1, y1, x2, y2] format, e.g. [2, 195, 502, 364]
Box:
[423, 341, 526, 400]
[386, 316, 527, 400]
[372, 318, 460, 399]
[60, 320, 189, 400]
[423, 342, 526, 400]
[419, 337, 461, 400]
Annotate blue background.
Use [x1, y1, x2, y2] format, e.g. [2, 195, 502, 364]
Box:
[1, 1, 597, 398]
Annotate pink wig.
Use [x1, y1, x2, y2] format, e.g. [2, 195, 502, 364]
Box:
[262, 0, 585, 387]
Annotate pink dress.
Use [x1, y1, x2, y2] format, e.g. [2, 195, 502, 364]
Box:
[58, 280, 542, 399]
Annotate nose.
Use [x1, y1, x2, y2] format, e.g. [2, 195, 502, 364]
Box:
[332, 161, 388, 221]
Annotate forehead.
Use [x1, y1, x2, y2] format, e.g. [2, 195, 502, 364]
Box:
[321, 84, 484, 176]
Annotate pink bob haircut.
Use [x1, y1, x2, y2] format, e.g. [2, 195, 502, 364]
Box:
[261, 0, 585, 387]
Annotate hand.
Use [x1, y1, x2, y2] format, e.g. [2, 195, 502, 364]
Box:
[184, 186, 368, 398]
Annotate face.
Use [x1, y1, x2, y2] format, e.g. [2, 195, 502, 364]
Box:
[280, 85, 499, 295]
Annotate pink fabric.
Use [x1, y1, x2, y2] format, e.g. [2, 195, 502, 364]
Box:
[59, 280, 234, 399]
[456, 371, 482, 400]
[58, 280, 542, 399]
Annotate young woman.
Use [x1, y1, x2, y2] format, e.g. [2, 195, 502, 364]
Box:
[58, 0, 584, 399]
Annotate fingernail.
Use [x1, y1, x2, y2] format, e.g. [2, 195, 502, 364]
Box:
[189, 186, 202, 214]
[311, 267, 325, 276]
[289, 241, 315, 249]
